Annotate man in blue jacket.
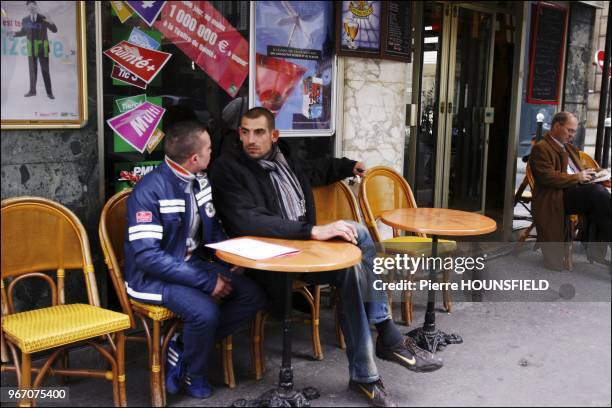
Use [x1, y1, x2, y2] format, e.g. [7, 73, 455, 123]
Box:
[124, 120, 265, 399]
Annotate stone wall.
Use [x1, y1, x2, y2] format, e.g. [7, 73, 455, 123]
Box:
[341, 57, 408, 172]
[0, 3, 106, 310]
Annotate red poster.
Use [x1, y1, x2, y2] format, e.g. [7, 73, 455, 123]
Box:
[154, 1, 248, 97]
[104, 40, 172, 84]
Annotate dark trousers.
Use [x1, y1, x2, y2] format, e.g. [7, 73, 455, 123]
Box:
[564, 183, 611, 242]
[28, 44, 52, 95]
[162, 259, 266, 378]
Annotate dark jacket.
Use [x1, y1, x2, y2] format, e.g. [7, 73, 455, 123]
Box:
[528, 133, 584, 268]
[209, 141, 356, 239]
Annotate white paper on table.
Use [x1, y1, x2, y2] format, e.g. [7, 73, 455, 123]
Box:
[206, 238, 300, 260]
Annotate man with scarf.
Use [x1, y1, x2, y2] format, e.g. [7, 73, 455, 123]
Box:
[210, 107, 442, 407]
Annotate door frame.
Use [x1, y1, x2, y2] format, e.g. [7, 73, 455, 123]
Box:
[408, 1, 527, 238]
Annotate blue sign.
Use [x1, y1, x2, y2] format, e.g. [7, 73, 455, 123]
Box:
[128, 27, 160, 50]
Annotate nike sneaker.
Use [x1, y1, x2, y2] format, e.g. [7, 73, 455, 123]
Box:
[349, 378, 397, 407]
[375, 335, 443, 372]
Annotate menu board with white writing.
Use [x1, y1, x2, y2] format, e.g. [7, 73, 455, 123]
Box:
[382, 1, 412, 62]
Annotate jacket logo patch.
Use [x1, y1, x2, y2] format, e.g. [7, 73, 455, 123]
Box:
[205, 202, 216, 217]
[136, 211, 153, 223]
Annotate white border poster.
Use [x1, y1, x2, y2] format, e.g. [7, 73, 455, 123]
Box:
[250, 1, 336, 137]
[1, 1, 87, 128]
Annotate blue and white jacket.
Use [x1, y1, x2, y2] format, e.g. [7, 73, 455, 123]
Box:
[123, 159, 228, 305]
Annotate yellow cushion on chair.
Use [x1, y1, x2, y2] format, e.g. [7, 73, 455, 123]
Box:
[2, 304, 130, 354]
[130, 299, 176, 321]
[381, 236, 457, 255]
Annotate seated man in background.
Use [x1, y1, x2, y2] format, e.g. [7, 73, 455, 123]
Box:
[124, 120, 265, 399]
[528, 111, 610, 270]
[210, 107, 442, 407]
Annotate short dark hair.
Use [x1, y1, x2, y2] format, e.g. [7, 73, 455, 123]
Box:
[26, 1, 37, 5]
[551, 111, 575, 128]
[164, 120, 209, 164]
[242, 107, 275, 131]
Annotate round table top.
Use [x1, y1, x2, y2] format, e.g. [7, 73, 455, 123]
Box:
[214, 237, 362, 273]
[380, 208, 497, 236]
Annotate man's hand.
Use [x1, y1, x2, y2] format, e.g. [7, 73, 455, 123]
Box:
[578, 168, 596, 183]
[311, 220, 358, 244]
[229, 265, 244, 274]
[211, 274, 233, 300]
[353, 161, 367, 176]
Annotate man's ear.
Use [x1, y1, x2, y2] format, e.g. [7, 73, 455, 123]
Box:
[271, 129, 280, 143]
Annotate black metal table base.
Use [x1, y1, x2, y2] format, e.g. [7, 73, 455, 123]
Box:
[232, 386, 319, 407]
[232, 273, 320, 407]
[407, 327, 463, 352]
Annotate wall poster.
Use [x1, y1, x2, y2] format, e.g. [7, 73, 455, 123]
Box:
[1, 1, 87, 129]
[251, 1, 336, 136]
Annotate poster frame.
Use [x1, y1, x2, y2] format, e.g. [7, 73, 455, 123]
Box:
[1, 1, 88, 129]
[249, 1, 337, 137]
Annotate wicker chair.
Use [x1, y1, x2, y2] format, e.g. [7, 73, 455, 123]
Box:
[1, 197, 131, 407]
[99, 189, 265, 406]
[359, 166, 457, 326]
[312, 180, 364, 351]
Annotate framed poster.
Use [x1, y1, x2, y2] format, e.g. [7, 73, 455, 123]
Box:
[250, 1, 336, 136]
[526, 2, 568, 104]
[336, 0, 383, 58]
[1, 1, 87, 129]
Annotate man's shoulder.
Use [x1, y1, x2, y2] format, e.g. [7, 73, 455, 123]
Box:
[130, 166, 171, 199]
[210, 150, 247, 176]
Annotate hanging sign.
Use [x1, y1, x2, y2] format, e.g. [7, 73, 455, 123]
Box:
[107, 101, 166, 153]
[110, 64, 148, 89]
[125, 1, 167, 27]
[110, 1, 134, 24]
[104, 40, 172, 84]
[154, 1, 249, 97]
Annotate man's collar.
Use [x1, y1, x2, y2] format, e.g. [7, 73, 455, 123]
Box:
[543, 133, 565, 154]
[165, 156, 195, 182]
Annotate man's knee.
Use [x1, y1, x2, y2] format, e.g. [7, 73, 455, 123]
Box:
[234, 274, 267, 311]
[347, 221, 375, 250]
[190, 304, 220, 329]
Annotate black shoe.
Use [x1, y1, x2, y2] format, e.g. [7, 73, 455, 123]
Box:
[47, 93, 55, 99]
[349, 378, 397, 407]
[24, 91, 36, 97]
[376, 335, 443, 372]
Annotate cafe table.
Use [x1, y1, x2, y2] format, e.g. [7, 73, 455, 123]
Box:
[380, 208, 497, 352]
[215, 236, 362, 407]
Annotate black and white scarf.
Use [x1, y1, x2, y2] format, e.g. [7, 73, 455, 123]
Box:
[258, 144, 306, 221]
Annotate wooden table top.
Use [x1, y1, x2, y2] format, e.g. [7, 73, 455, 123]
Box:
[214, 237, 362, 273]
[380, 208, 497, 236]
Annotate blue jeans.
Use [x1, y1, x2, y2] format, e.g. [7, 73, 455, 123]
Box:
[162, 257, 266, 377]
[252, 222, 389, 383]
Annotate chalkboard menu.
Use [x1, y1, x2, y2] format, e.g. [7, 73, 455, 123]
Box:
[382, 1, 412, 62]
[526, 2, 568, 104]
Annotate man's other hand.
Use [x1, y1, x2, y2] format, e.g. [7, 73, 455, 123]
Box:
[578, 168, 596, 183]
[212, 274, 233, 300]
[353, 161, 367, 176]
[311, 220, 358, 244]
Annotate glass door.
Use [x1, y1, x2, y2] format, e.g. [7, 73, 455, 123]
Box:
[412, 3, 495, 211]
[441, 5, 495, 212]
